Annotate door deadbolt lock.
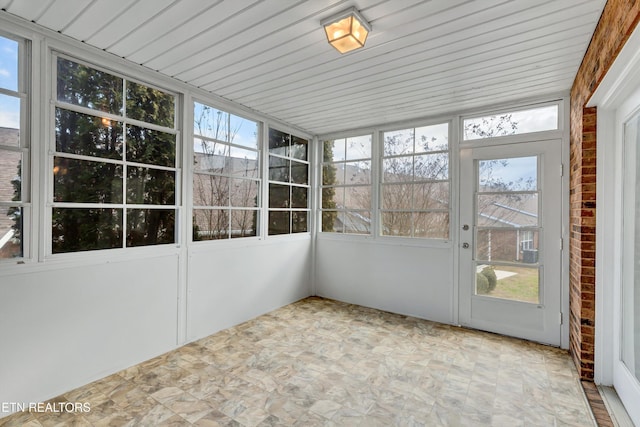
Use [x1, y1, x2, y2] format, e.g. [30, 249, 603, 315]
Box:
[462, 242, 470, 249]
[462, 224, 469, 230]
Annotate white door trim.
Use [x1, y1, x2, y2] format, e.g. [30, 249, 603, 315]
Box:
[588, 21, 640, 426]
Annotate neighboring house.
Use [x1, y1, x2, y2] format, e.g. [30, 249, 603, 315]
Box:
[0, 127, 20, 257]
[476, 191, 539, 263]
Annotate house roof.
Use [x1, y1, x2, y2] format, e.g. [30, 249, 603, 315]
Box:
[0, 0, 606, 135]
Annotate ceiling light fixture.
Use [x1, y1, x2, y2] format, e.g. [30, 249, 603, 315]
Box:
[321, 7, 371, 54]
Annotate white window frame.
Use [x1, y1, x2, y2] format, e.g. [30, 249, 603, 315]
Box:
[48, 52, 181, 256]
[0, 31, 30, 264]
[266, 127, 311, 236]
[191, 100, 261, 242]
[319, 133, 373, 235]
[378, 121, 451, 241]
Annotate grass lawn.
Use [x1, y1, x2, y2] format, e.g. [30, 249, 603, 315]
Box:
[480, 266, 539, 303]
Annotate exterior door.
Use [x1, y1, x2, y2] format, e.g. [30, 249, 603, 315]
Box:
[614, 97, 640, 424]
[459, 140, 563, 345]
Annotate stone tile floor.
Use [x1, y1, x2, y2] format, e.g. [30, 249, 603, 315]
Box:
[0, 297, 595, 426]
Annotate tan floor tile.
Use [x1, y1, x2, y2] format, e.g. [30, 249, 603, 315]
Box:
[0, 297, 596, 427]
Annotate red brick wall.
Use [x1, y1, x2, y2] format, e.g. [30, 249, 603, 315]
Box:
[570, 0, 640, 380]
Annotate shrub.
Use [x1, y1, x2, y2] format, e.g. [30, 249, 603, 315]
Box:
[476, 272, 490, 294]
[480, 266, 498, 292]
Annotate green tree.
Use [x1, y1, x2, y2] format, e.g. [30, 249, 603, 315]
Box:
[321, 141, 338, 232]
[52, 58, 175, 253]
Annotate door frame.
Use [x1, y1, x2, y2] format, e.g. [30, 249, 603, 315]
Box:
[458, 139, 564, 346]
[588, 21, 640, 425]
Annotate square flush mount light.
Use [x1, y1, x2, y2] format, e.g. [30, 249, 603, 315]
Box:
[321, 7, 371, 54]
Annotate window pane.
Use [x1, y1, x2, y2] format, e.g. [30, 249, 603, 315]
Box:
[269, 156, 289, 182]
[322, 211, 340, 233]
[126, 125, 175, 167]
[52, 208, 123, 253]
[269, 128, 289, 156]
[194, 103, 228, 141]
[269, 183, 289, 208]
[291, 161, 308, 185]
[54, 157, 123, 203]
[323, 163, 342, 186]
[479, 156, 537, 191]
[415, 123, 448, 152]
[475, 265, 540, 304]
[464, 105, 558, 140]
[381, 211, 412, 237]
[477, 193, 539, 227]
[0, 206, 21, 258]
[292, 211, 307, 233]
[229, 146, 258, 178]
[345, 135, 371, 160]
[231, 179, 258, 207]
[231, 210, 257, 238]
[344, 161, 371, 185]
[229, 114, 258, 149]
[476, 229, 539, 263]
[343, 210, 371, 235]
[344, 186, 370, 210]
[383, 156, 413, 182]
[193, 209, 228, 240]
[0, 36, 18, 91]
[194, 139, 229, 173]
[414, 182, 449, 210]
[192, 174, 228, 207]
[291, 186, 307, 209]
[126, 81, 174, 128]
[324, 139, 345, 162]
[268, 211, 290, 235]
[0, 94, 20, 144]
[323, 187, 343, 209]
[126, 167, 175, 205]
[413, 212, 449, 239]
[381, 184, 412, 210]
[414, 153, 448, 180]
[126, 208, 175, 246]
[291, 136, 308, 161]
[57, 58, 122, 115]
[56, 108, 123, 159]
[0, 149, 21, 202]
[383, 129, 414, 156]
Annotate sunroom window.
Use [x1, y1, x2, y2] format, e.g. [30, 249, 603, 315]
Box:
[192, 102, 260, 240]
[52, 56, 177, 253]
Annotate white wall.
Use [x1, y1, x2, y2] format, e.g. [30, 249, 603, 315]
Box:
[0, 238, 311, 414]
[0, 255, 180, 407]
[187, 238, 312, 341]
[315, 237, 454, 324]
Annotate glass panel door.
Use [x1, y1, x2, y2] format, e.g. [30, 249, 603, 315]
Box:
[475, 156, 541, 304]
[459, 140, 563, 345]
[622, 112, 640, 386]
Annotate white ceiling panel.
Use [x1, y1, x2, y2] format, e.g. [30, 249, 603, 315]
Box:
[4, 0, 54, 21]
[62, 0, 139, 41]
[36, 0, 94, 31]
[0, 0, 606, 135]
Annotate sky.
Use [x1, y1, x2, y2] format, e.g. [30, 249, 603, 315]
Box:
[0, 36, 19, 130]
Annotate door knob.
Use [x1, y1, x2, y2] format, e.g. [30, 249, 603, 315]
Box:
[462, 224, 469, 230]
[462, 242, 470, 249]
